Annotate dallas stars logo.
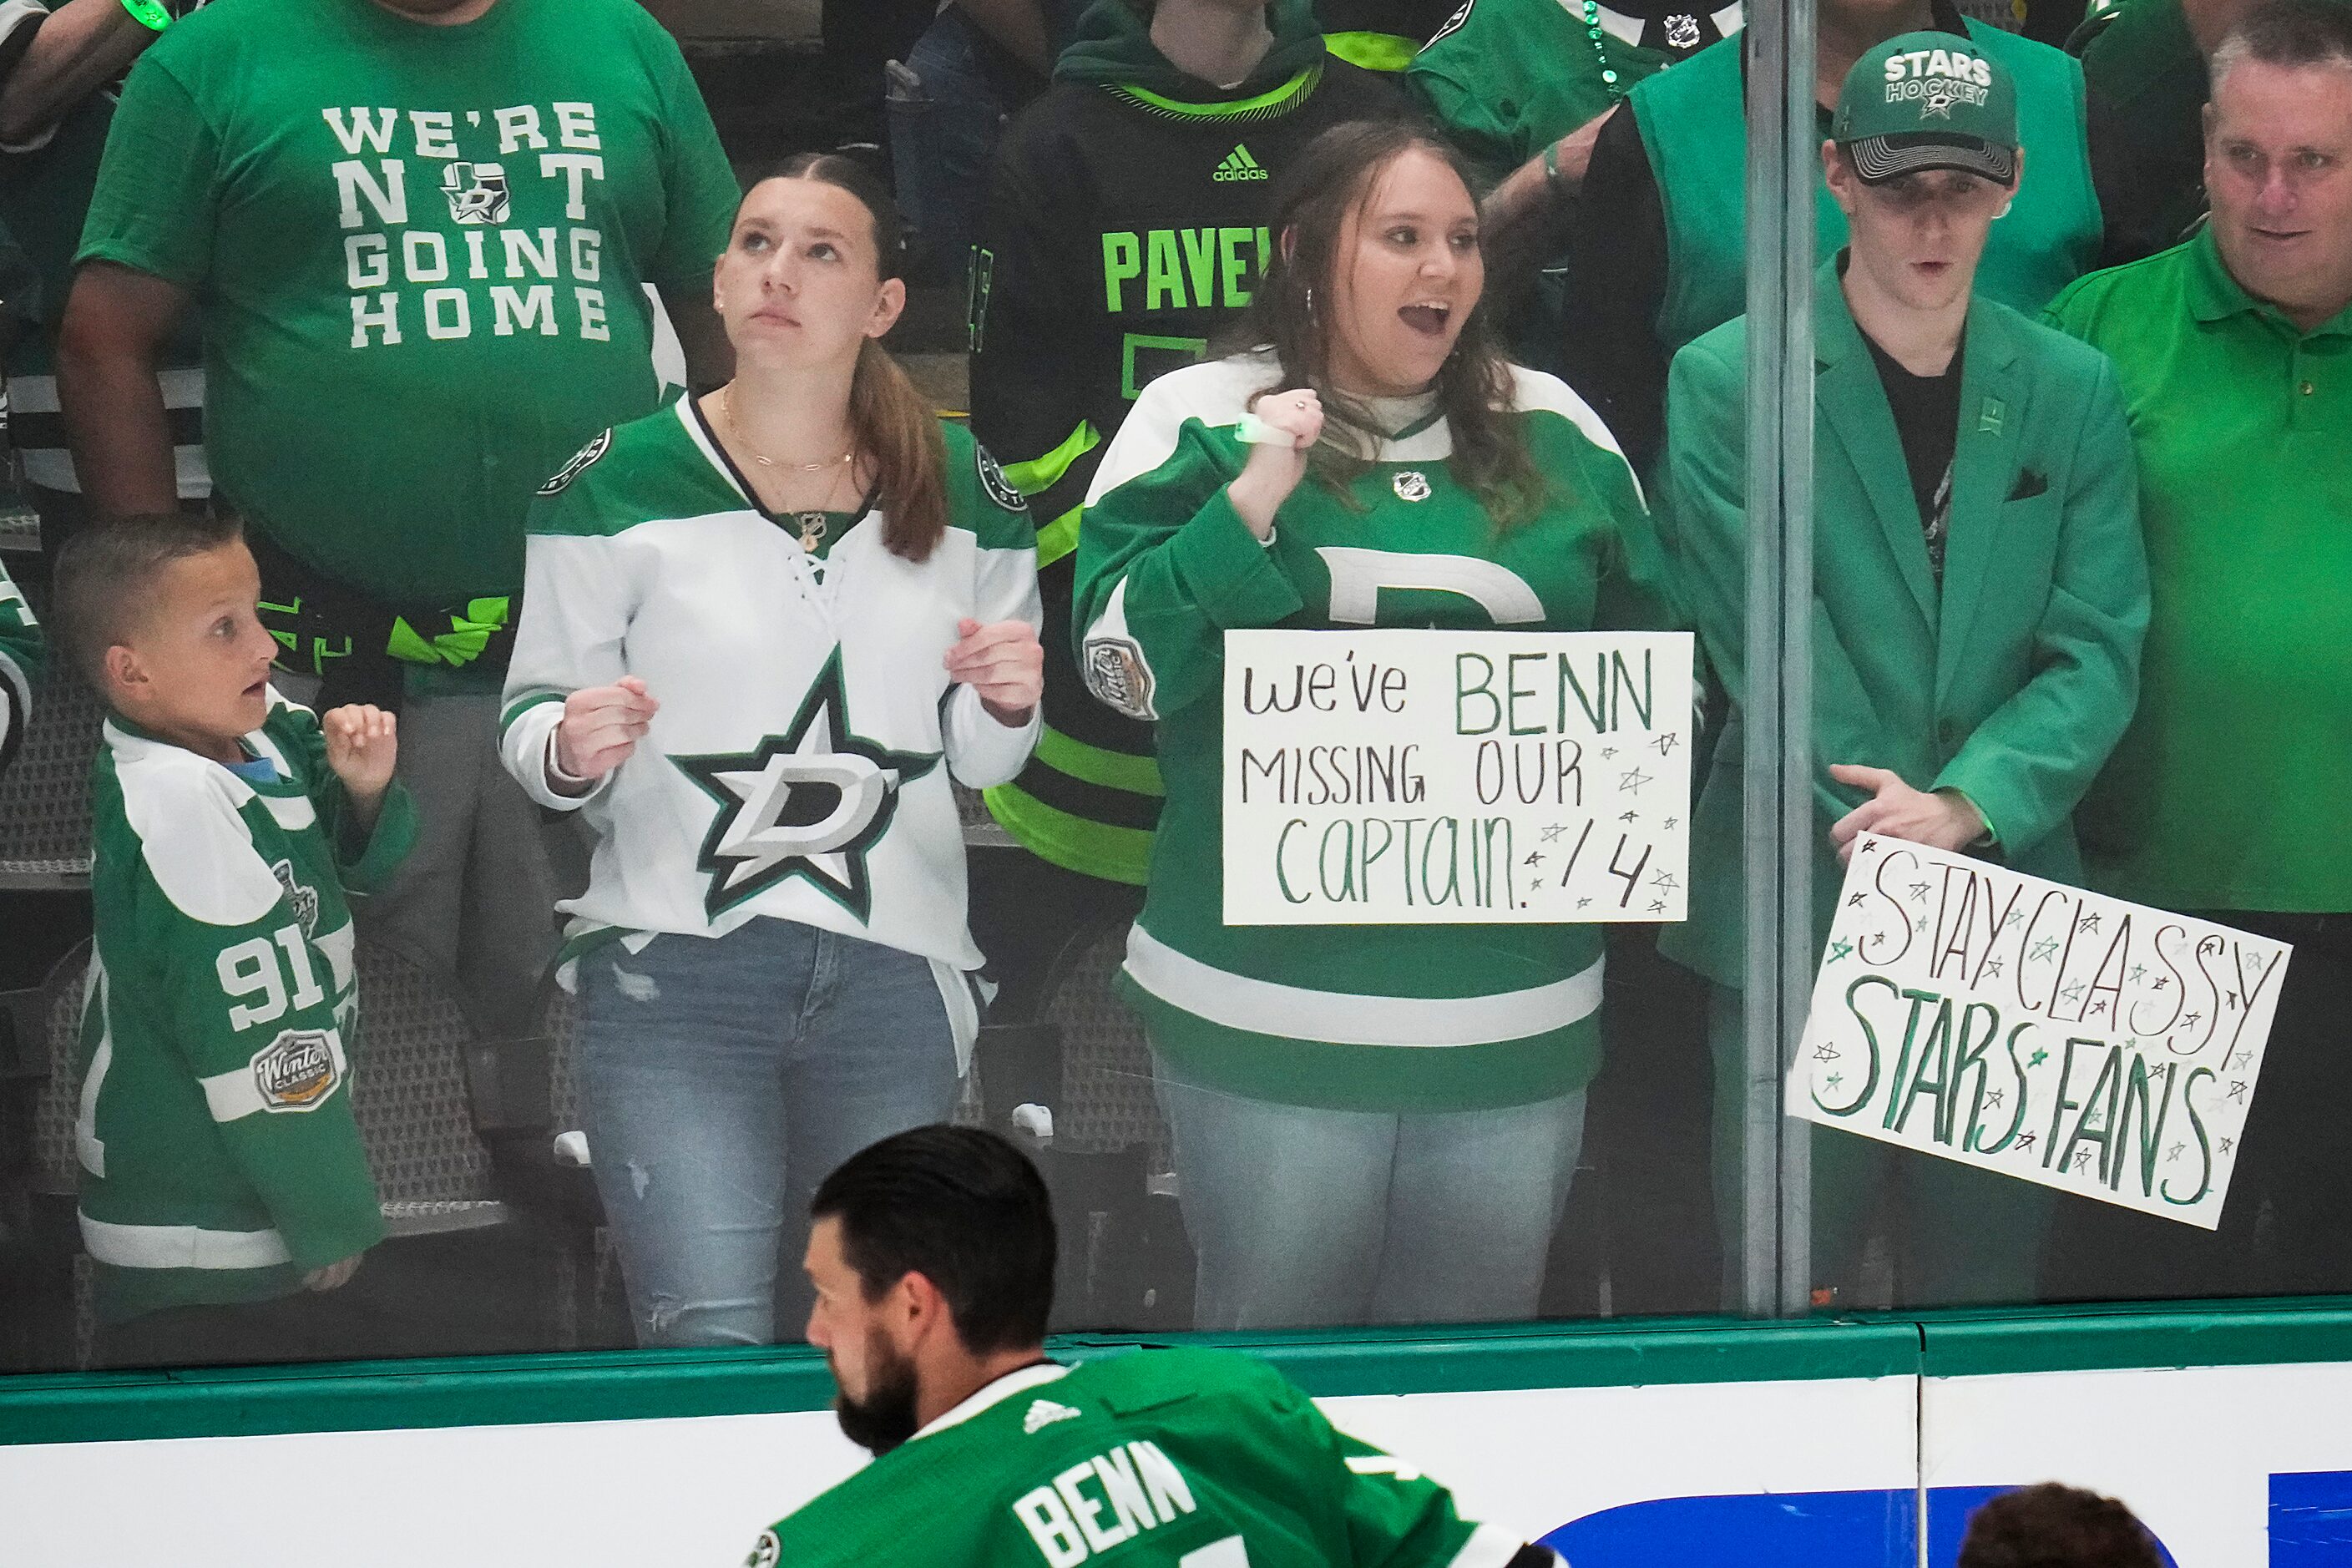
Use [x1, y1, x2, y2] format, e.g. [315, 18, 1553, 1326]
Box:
[1921, 87, 1957, 118]
[670, 651, 939, 921]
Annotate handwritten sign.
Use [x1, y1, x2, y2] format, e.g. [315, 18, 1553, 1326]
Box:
[1221, 630, 1693, 925]
[1788, 835, 2290, 1228]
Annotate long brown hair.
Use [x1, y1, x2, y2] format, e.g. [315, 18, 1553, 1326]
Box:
[1235, 121, 1550, 528]
[752, 153, 948, 561]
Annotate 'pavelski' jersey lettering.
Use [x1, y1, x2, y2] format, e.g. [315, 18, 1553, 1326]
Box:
[967, 48, 1399, 884]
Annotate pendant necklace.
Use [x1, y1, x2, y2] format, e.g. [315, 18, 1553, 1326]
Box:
[718, 383, 854, 553]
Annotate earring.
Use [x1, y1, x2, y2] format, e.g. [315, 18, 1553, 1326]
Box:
[1304, 286, 1316, 315]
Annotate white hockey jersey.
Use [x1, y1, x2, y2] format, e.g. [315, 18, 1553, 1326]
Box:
[500, 399, 1042, 1060]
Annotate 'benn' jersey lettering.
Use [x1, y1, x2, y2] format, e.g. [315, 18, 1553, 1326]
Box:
[748, 1350, 1523, 1568]
[1011, 1439, 1197, 1564]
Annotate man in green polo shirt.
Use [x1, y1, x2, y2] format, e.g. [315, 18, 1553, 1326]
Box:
[2044, 0, 2352, 1297]
[2076, 0, 2352, 265]
[57, 0, 739, 1034]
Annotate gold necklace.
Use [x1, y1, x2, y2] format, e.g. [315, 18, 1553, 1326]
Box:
[720, 383, 855, 473]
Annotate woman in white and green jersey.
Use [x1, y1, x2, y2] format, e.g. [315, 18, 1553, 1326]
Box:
[498, 156, 1044, 1348]
[1073, 122, 1672, 1329]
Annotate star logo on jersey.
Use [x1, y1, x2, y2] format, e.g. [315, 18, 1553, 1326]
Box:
[441, 160, 511, 224]
[671, 651, 940, 922]
[1024, 1399, 1083, 1434]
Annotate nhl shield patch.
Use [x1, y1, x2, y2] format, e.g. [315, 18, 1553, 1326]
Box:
[742, 1530, 781, 1568]
[250, 1029, 341, 1112]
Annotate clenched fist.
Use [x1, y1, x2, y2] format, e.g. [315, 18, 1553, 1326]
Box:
[1228, 388, 1324, 541]
[552, 676, 660, 793]
[946, 619, 1044, 726]
[321, 704, 397, 827]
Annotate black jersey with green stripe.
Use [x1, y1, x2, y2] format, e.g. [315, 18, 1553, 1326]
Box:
[969, 0, 1399, 883]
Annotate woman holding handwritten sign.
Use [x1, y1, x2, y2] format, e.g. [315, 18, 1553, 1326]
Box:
[1072, 121, 1672, 1329]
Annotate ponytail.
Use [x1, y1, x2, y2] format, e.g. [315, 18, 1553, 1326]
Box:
[751, 150, 951, 562]
[853, 337, 949, 561]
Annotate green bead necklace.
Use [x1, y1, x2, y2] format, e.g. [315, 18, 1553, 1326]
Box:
[1581, 0, 1624, 96]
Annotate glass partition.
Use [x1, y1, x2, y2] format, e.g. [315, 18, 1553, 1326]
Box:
[3, 0, 2337, 1378]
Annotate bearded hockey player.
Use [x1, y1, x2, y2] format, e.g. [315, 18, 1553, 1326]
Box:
[743, 1125, 1561, 1568]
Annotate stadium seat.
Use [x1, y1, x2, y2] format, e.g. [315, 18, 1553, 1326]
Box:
[953, 780, 1017, 850]
[349, 939, 515, 1240]
[1029, 918, 1194, 1331]
[19, 938, 560, 1367]
[0, 669, 102, 889]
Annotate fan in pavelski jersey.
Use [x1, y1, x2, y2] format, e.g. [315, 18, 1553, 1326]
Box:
[1070, 121, 1672, 1332]
[744, 1125, 1562, 1568]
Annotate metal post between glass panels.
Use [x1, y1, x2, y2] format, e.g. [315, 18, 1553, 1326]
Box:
[1738, 0, 1816, 1318]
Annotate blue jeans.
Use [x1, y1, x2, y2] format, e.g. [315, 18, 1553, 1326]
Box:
[1155, 1060, 1588, 1330]
[578, 919, 961, 1347]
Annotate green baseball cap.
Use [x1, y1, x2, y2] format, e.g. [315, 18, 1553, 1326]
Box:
[1833, 32, 2021, 185]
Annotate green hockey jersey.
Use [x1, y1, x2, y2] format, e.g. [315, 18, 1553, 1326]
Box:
[746, 1349, 1535, 1568]
[76, 693, 417, 1322]
[1071, 351, 1670, 1113]
[1408, 0, 1733, 180]
[0, 555, 39, 771]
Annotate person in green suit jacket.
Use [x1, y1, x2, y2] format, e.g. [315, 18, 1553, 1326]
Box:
[1660, 34, 2150, 1308]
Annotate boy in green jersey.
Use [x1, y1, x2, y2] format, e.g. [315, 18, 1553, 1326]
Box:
[747, 1125, 1556, 1568]
[52, 513, 417, 1366]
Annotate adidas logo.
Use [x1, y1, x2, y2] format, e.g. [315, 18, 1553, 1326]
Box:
[1024, 1399, 1083, 1434]
[1213, 144, 1269, 182]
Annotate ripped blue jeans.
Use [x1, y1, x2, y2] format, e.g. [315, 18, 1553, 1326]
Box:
[576, 918, 961, 1347]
